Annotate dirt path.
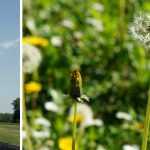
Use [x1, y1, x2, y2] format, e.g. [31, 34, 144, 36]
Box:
[0, 142, 19, 150]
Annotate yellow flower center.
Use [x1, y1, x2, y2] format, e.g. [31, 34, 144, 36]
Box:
[67, 114, 84, 123]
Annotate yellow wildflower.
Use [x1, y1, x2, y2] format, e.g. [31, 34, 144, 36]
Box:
[67, 114, 84, 123]
[59, 137, 77, 150]
[25, 81, 42, 94]
[23, 36, 49, 47]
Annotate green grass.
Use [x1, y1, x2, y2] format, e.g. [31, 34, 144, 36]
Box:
[0, 122, 20, 146]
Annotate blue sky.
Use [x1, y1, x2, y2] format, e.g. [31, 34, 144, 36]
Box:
[0, 0, 20, 113]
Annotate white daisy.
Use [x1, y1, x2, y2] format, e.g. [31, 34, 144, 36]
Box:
[116, 111, 132, 121]
[51, 36, 63, 47]
[35, 117, 51, 127]
[123, 144, 139, 150]
[32, 129, 50, 139]
[86, 17, 103, 31]
[69, 103, 103, 128]
[44, 101, 59, 112]
[93, 3, 104, 12]
[61, 19, 74, 29]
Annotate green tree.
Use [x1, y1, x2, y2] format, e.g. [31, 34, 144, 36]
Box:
[12, 98, 20, 123]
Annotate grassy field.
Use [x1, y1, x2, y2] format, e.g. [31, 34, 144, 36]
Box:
[0, 122, 20, 146]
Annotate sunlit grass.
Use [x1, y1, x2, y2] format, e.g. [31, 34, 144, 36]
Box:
[0, 122, 20, 145]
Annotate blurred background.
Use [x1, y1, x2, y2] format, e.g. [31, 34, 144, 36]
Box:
[23, 0, 150, 150]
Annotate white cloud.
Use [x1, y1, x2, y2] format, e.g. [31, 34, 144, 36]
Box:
[0, 38, 19, 49]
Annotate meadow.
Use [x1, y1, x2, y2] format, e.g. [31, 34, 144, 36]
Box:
[0, 122, 20, 146]
[23, 0, 150, 149]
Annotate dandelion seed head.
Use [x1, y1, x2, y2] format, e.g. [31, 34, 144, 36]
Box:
[129, 13, 150, 51]
[23, 44, 42, 73]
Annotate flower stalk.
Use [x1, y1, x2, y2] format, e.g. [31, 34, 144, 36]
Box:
[70, 69, 82, 150]
[72, 100, 77, 150]
[23, 74, 33, 150]
[129, 13, 150, 150]
[70, 69, 89, 150]
[142, 88, 150, 150]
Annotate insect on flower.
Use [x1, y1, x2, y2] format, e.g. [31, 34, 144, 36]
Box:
[70, 69, 82, 87]
[70, 69, 90, 102]
[70, 69, 82, 99]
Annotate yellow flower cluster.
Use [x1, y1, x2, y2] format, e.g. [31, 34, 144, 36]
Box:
[25, 81, 42, 94]
[59, 137, 77, 150]
[23, 36, 49, 47]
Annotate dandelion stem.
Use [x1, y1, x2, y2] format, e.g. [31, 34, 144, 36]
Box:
[119, 0, 126, 42]
[23, 74, 33, 150]
[142, 88, 150, 150]
[72, 100, 77, 150]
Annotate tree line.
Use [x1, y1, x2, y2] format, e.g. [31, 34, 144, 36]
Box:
[0, 98, 20, 123]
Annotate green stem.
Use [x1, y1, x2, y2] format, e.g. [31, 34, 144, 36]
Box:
[119, 0, 126, 42]
[72, 100, 77, 150]
[23, 74, 33, 150]
[142, 88, 150, 150]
